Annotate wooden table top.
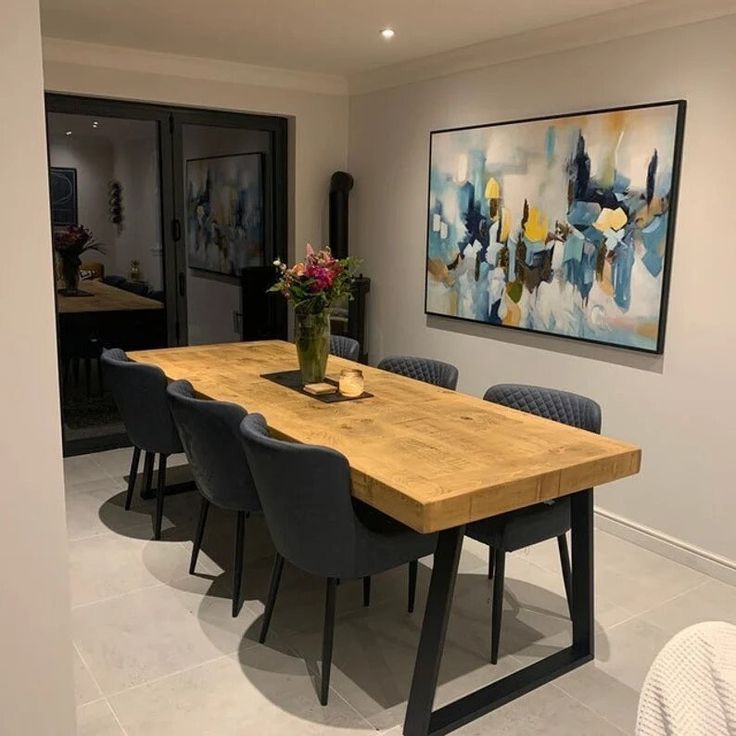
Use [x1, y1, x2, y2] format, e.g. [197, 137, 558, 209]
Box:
[129, 341, 641, 533]
[57, 279, 164, 315]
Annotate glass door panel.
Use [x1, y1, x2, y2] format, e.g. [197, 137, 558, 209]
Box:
[47, 111, 168, 452]
[179, 123, 274, 345]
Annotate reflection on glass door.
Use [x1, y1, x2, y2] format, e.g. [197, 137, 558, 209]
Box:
[47, 111, 167, 451]
[179, 123, 274, 345]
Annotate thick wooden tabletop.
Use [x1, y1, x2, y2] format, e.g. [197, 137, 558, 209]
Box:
[129, 341, 640, 533]
[57, 279, 164, 315]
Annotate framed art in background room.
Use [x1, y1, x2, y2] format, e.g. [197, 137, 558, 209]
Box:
[49, 167, 78, 226]
[425, 100, 686, 353]
[185, 152, 265, 276]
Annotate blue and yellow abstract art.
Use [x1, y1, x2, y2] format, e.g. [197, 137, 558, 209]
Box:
[425, 101, 685, 353]
[186, 152, 264, 276]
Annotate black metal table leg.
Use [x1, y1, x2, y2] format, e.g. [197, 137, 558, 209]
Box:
[404, 526, 465, 736]
[402, 489, 595, 736]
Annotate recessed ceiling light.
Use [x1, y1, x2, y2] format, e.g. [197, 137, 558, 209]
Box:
[380, 27, 395, 40]
[65, 130, 72, 136]
[92, 121, 99, 128]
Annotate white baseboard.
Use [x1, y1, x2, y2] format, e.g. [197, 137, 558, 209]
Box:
[594, 507, 736, 587]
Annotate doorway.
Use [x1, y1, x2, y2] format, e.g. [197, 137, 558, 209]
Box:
[45, 94, 288, 455]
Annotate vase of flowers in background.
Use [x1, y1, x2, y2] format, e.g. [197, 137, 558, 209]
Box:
[53, 225, 105, 296]
[271, 244, 359, 384]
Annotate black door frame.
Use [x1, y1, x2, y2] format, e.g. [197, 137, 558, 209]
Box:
[45, 93, 289, 455]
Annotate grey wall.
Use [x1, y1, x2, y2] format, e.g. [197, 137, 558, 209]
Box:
[349, 16, 736, 564]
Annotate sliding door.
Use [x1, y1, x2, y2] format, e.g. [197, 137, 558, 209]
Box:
[45, 95, 288, 455]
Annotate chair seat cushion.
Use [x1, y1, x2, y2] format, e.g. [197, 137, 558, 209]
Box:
[466, 496, 571, 552]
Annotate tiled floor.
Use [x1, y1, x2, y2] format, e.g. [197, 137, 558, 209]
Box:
[66, 448, 736, 735]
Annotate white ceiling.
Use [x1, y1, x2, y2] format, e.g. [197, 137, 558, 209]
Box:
[40, 0, 649, 77]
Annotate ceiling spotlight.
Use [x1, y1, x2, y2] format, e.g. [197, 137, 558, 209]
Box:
[92, 121, 99, 128]
[65, 130, 72, 136]
[380, 28, 395, 40]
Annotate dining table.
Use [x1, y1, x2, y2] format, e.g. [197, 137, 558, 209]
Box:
[56, 278, 164, 315]
[129, 339, 641, 736]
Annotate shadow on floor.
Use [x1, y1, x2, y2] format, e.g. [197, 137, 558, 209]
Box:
[95, 463, 613, 729]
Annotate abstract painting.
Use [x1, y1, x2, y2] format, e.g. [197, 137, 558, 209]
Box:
[425, 101, 685, 353]
[49, 167, 78, 226]
[186, 153, 264, 276]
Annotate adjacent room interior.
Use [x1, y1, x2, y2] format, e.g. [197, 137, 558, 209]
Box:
[3, 1, 736, 735]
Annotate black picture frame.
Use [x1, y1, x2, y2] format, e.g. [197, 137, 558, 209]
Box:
[424, 99, 686, 355]
[49, 166, 78, 226]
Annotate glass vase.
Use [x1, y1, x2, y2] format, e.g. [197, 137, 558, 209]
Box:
[60, 256, 81, 294]
[295, 309, 330, 384]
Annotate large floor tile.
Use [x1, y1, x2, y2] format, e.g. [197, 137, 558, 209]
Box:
[77, 700, 125, 736]
[110, 649, 374, 735]
[73, 575, 262, 694]
[74, 647, 102, 706]
[64, 454, 110, 488]
[593, 533, 707, 616]
[594, 617, 672, 693]
[68, 528, 201, 607]
[638, 579, 736, 635]
[384, 681, 626, 736]
[555, 661, 641, 734]
[284, 591, 519, 731]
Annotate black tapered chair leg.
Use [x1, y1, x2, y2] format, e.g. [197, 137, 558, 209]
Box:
[141, 451, 155, 499]
[408, 559, 418, 613]
[232, 511, 246, 617]
[490, 548, 505, 664]
[190, 498, 210, 574]
[260, 553, 284, 643]
[154, 454, 167, 540]
[487, 547, 495, 579]
[557, 533, 574, 618]
[320, 578, 337, 706]
[363, 576, 371, 607]
[124, 446, 141, 511]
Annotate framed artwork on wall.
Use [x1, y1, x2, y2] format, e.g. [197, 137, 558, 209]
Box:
[185, 152, 264, 276]
[425, 100, 686, 354]
[49, 167, 78, 226]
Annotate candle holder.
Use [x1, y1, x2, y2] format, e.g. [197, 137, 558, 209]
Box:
[339, 368, 364, 398]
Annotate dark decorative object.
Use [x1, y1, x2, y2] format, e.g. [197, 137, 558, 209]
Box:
[240, 266, 288, 342]
[327, 170, 371, 362]
[49, 167, 78, 226]
[53, 225, 105, 296]
[329, 171, 354, 259]
[109, 180, 123, 229]
[425, 100, 686, 354]
[186, 152, 264, 276]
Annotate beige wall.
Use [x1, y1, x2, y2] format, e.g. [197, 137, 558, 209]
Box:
[349, 16, 736, 564]
[0, 1, 76, 734]
[43, 57, 350, 263]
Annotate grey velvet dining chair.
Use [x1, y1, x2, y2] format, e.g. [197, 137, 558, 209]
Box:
[466, 383, 602, 664]
[101, 348, 183, 540]
[329, 334, 360, 362]
[167, 380, 261, 617]
[377, 355, 459, 390]
[239, 413, 438, 706]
